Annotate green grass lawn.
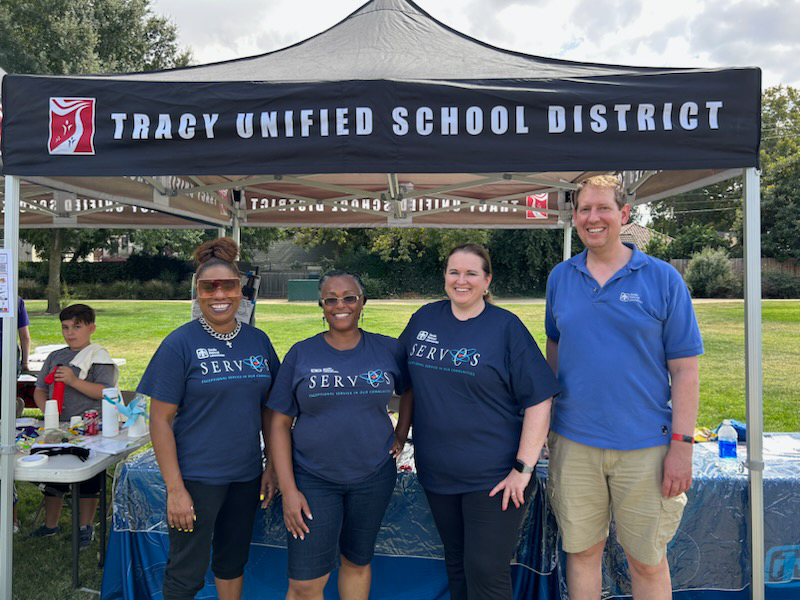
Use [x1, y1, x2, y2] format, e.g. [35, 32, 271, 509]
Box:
[10, 298, 800, 598]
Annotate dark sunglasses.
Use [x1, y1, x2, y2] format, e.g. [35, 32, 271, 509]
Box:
[320, 295, 361, 307]
[197, 278, 241, 296]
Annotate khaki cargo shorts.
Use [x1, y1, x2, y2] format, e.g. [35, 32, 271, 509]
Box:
[547, 432, 687, 566]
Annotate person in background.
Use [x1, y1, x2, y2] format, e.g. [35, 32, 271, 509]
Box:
[4, 296, 31, 534]
[545, 174, 703, 600]
[269, 270, 410, 600]
[396, 244, 560, 600]
[1, 296, 32, 375]
[139, 237, 280, 600]
[31, 303, 117, 547]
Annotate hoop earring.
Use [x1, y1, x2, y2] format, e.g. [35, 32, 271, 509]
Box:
[483, 289, 489, 296]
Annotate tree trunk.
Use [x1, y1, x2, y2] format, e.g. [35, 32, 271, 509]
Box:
[46, 229, 63, 314]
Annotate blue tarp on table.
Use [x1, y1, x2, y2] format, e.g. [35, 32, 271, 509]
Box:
[101, 434, 800, 599]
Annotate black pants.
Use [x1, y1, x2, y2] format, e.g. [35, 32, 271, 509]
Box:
[163, 476, 261, 600]
[425, 487, 532, 600]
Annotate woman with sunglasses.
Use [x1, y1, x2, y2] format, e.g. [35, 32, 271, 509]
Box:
[138, 237, 280, 600]
[396, 243, 560, 600]
[268, 270, 409, 600]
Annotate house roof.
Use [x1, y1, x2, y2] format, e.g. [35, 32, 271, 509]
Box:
[620, 222, 672, 251]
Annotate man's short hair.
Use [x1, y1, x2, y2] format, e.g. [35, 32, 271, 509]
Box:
[574, 174, 627, 210]
[59, 304, 95, 325]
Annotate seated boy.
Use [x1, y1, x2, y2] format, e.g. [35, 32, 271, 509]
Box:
[30, 304, 118, 547]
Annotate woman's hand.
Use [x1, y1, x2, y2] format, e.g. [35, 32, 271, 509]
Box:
[260, 461, 278, 508]
[282, 488, 312, 540]
[167, 485, 196, 532]
[390, 433, 406, 458]
[489, 470, 532, 511]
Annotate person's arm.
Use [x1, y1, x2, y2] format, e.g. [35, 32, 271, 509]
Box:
[489, 398, 552, 510]
[259, 406, 277, 508]
[55, 366, 106, 400]
[17, 325, 31, 371]
[33, 386, 48, 411]
[546, 338, 558, 374]
[270, 412, 312, 540]
[390, 388, 413, 457]
[150, 398, 195, 532]
[662, 356, 700, 498]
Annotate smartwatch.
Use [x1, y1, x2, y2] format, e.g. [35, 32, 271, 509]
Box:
[514, 459, 535, 474]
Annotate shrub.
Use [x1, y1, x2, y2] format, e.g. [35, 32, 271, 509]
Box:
[762, 271, 800, 299]
[106, 280, 140, 299]
[684, 248, 741, 298]
[138, 279, 176, 300]
[70, 282, 104, 299]
[18, 278, 45, 299]
[360, 274, 392, 299]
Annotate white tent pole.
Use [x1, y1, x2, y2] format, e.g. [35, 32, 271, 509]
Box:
[231, 190, 242, 247]
[217, 227, 226, 239]
[743, 167, 764, 600]
[1, 174, 21, 599]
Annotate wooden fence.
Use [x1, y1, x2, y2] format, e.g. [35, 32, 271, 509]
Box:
[670, 258, 800, 277]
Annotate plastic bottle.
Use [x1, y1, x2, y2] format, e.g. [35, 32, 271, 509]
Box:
[718, 419, 739, 474]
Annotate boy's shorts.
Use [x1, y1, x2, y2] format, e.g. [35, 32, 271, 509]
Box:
[547, 432, 687, 566]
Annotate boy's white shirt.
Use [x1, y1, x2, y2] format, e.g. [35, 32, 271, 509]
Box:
[69, 343, 120, 386]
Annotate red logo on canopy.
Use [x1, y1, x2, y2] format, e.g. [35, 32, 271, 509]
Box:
[526, 193, 548, 219]
[48, 97, 96, 155]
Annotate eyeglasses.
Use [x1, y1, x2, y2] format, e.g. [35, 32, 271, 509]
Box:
[320, 295, 361, 307]
[197, 278, 241, 296]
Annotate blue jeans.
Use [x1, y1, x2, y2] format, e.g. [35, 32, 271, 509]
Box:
[287, 458, 397, 580]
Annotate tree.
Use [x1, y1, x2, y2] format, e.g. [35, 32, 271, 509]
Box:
[21, 229, 119, 312]
[0, 0, 191, 75]
[2, 0, 192, 311]
[648, 179, 742, 237]
[488, 229, 563, 295]
[756, 86, 800, 260]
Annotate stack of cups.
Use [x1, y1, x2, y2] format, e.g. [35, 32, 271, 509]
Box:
[43, 400, 59, 430]
[102, 387, 121, 437]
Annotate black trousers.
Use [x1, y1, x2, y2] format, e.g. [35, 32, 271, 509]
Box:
[425, 486, 532, 600]
[163, 476, 261, 600]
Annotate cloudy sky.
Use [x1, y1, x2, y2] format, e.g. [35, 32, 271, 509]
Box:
[151, 0, 798, 88]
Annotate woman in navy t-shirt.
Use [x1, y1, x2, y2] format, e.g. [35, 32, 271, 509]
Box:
[397, 244, 560, 600]
[138, 238, 280, 600]
[269, 270, 409, 600]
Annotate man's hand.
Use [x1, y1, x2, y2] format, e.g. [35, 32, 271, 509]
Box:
[662, 442, 693, 497]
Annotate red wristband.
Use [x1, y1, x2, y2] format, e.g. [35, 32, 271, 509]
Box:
[671, 433, 695, 444]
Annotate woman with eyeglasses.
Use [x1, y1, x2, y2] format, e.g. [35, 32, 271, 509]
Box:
[396, 243, 560, 600]
[138, 237, 280, 600]
[268, 270, 410, 600]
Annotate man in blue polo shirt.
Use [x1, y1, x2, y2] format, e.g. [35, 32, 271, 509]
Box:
[545, 174, 703, 600]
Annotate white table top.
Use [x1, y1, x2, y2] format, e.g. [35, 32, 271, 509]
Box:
[14, 431, 149, 484]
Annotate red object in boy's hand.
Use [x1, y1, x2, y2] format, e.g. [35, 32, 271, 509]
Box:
[43, 364, 66, 413]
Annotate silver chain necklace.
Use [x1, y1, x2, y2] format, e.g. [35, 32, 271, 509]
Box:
[198, 317, 241, 348]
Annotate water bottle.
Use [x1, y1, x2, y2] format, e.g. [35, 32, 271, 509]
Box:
[718, 419, 738, 474]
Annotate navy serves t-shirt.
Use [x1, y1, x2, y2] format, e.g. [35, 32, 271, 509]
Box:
[268, 331, 408, 484]
[138, 320, 280, 485]
[399, 300, 560, 495]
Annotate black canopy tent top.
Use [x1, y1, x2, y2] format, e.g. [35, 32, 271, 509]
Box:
[0, 0, 765, 597]
[0, 0, 759, 230]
